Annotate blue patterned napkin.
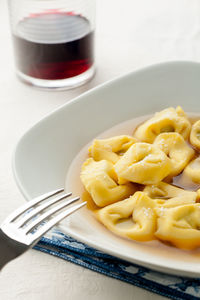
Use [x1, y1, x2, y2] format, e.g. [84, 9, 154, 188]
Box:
[34, 227, 200, 300]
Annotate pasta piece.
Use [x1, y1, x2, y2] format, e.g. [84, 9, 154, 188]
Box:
[155, 204, 200, 250]
[183, 157, 200, 183]
[96, 192, 157, 241]
[154, 195, 196, 211]
[154, 133, 194, 177]
[89, 135, 137, 164]
[134, 106, 191, 143]
[80, 158, 136, 207]
[190, 120, 200, 150]
[114, 143, 172, 185]
[144, 182, 197, 201]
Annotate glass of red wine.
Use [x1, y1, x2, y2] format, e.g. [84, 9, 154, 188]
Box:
[8, 0, 95, 89]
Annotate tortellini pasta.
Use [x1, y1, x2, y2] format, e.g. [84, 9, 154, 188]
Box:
[190, 120, 200, 150]
[152, 188, 197, 210]
[80, 158, 136, 207]
[80, 106, 200, 250]
[134, 107, 191, 143]
[89, 135, 137, 164]
[97, 191, 196, 244]
[154, 133, 194, 177]
[96, 192, 157, 241]
[154, 195, 196, 209]
[155, 204, 200, 250]
[183, 157, 200, 183]
[144, 182, 197, 201]
[114, 143, 172, 184]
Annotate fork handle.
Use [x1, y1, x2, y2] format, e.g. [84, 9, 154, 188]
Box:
[0, 229, 27, 270]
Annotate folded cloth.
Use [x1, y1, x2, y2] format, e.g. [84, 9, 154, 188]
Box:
[34, 227, 200, 300]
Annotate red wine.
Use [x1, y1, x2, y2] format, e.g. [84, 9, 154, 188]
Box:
[12, 13, 94, 80]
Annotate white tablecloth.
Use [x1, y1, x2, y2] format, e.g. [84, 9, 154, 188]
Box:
[0, 0, 199, 299]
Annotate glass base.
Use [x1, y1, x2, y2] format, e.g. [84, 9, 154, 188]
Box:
[16, 65, 95, 90]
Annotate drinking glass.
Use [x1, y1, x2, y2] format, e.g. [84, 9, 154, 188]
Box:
[8, 0, 95, 90]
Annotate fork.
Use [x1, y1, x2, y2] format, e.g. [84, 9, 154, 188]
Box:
[0, 188, 86, 270]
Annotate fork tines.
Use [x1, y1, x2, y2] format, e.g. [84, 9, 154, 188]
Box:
[1, 189, 86, 245]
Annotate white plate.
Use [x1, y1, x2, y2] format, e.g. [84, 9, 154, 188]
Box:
[13, 61, 200, 277]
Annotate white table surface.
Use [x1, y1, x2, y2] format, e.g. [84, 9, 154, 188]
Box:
[0, 0, 199, 299]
